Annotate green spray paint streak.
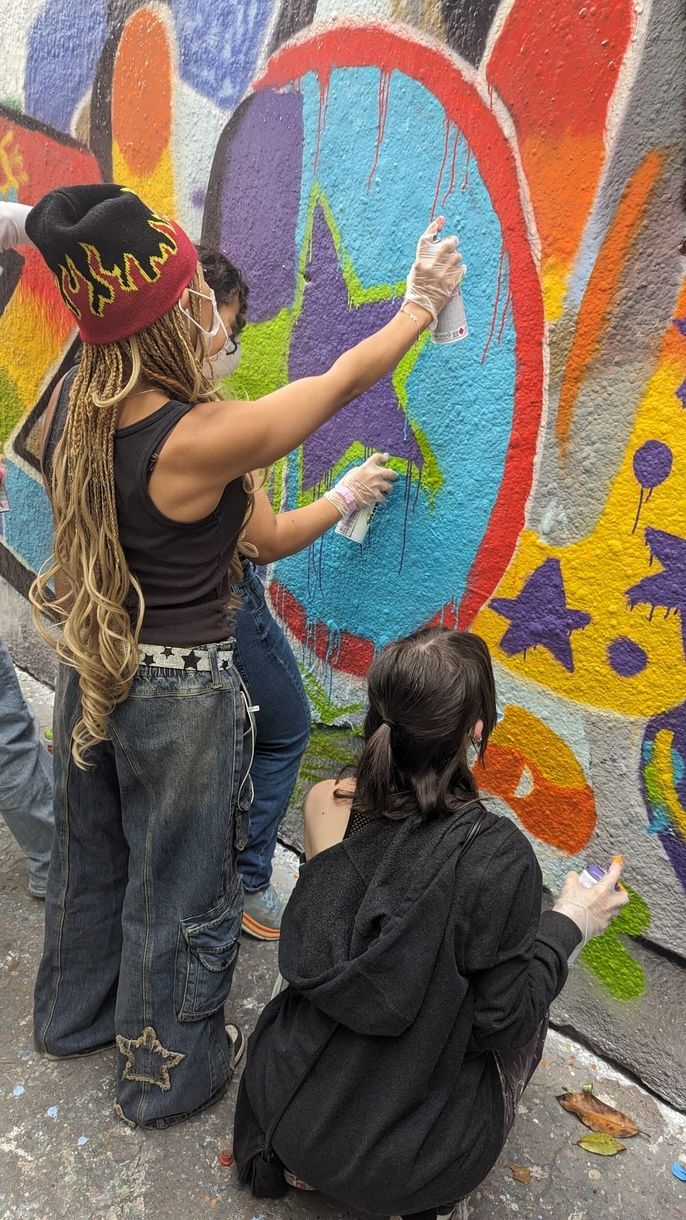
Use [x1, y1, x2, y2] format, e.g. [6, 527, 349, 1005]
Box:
[0, 368, 24, 445]
[299, 664, 364, 725]
[580, 885, 651, 1000]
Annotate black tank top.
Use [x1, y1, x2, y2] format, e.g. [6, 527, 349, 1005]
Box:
[43, 370, 248, 646]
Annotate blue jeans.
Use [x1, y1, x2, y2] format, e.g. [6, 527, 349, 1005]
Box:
[233, 565, 311, 891]
[34, 643, 250, 1128]
[0, 639, 54, 894]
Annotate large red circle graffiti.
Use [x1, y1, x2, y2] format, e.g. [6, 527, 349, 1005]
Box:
[253, 26, 545, 674]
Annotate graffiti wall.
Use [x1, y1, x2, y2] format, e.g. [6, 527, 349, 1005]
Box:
[1, 0, 684, 1106]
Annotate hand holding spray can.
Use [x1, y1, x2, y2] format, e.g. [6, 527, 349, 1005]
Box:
[334, 452, 391, 544]
[567, 862, 621, 965]
[432, 224, 468, 345]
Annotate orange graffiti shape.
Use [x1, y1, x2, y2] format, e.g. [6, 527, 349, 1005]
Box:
[112, 8, 172, 176]
[481, 707, 596, 854]
[556, 148, 666, 452]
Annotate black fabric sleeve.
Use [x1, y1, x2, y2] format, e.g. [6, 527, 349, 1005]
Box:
[465, 826, 581, 1051]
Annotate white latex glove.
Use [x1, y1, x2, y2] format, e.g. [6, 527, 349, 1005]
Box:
[0, 201, 33, 252]
[553, 856, 630, 948]
[325, 452, 398, 517]
[404, 216, 465, 330]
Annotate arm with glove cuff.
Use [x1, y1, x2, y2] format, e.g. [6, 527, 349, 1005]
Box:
[244, 452, 397, 563]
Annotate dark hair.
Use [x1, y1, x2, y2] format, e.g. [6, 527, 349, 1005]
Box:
[195, 243, 249, 333]
[348, 628, 497, 825]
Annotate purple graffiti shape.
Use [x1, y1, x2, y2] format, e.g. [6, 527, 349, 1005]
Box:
[627, 528, 686, 656]
[209, 90, 304, 323]
[490, 557, 591, 672]
[631, 439, 673, 533]
[642, 701, 686, 893]
[673, 316, 686, 337]
[608, 636, 648, 677]
[289, 204, 423, 490]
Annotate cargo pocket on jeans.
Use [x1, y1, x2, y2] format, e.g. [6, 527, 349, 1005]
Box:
[174, 877, 243, 1021]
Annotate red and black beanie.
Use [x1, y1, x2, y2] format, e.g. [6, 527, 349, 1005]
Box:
[25, 184, 199, 345]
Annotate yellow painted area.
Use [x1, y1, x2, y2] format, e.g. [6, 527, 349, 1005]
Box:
[541, 256, 570, 323]
[653, 730, 686, 838]
[112, 144, 175, 220]
[474, 352, 686, 717]
[492, 705, 587, 788]
[0, 289, 70, 411]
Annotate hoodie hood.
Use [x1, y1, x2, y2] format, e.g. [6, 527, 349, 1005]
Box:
[278, 810, 482, 1037]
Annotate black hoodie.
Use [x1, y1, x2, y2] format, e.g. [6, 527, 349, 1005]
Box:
[242, 806, 580, 1216]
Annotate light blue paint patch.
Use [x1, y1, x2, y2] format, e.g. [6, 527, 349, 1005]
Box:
[646, 808, 670, 833]
[46, 1105, 58, 1119]
[672, 746, 684, 785]
[296, 69, 457, 284]
[77, 1136, 89, 1147]
[3, 463, 53, 576]
[25, 0, 108, 132]
[12, 1085, 25, 1096]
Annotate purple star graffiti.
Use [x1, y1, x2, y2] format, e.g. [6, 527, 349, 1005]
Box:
[490, 557, 591, 671]
[289, 204, 423, 490]
[627, 527, 686, 655]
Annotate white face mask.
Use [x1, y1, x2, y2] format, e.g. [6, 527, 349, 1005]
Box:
[207, 338, 241, 382]
[178, 286, 228, 348]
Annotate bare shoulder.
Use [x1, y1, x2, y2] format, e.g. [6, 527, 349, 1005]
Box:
[307, 776, 356, 807]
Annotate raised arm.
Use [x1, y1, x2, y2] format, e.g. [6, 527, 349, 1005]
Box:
[183, 220, 462, 485]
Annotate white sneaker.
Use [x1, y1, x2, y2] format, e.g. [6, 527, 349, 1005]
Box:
[438, 1201, 470, 1220]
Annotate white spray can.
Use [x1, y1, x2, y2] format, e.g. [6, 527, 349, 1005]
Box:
[335, 500, 379, 545]
[433, 265, 468, 344]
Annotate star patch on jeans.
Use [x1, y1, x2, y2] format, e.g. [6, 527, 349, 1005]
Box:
[115, 1026, 185, 1091]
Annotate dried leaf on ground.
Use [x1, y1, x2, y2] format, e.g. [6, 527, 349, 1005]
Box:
[557, 1088, 641, 1137]
[577, 1132, 626, 1156]
[507, 1164, 532, 1184]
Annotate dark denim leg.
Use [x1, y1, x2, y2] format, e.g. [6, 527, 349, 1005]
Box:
[0, 639, 54, 892]
[110, 645, 245, 1128]
[34, 664, 127, 1055]
[233, 566, 311, 892]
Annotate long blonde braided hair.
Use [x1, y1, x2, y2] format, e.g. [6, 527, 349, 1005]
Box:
[30, 270, 254, 768]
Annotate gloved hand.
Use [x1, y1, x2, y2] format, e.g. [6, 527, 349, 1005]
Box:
[553, 857, 630, 948]
[325, 452, 398, 517]
[0, 201, 33, 252]
[404, 216, 465, 330]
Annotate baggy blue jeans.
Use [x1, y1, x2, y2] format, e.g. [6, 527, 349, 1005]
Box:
[0, 639, 54, 894]
[34, 643, 250, 1128]
[233, 565, 311, 892]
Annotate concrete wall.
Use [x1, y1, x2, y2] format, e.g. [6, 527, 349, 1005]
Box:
[1, 0, 685, 1107]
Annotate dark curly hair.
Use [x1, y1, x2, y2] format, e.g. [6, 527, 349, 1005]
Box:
[195, 243, 249, 335]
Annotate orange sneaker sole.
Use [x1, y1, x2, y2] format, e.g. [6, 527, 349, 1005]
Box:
[241, 912, 281, 941]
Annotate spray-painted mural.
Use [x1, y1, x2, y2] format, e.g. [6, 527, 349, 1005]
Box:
[0, 0, 684, 1106]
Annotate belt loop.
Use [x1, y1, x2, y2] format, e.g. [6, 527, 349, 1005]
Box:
[207, 642, 220, 685]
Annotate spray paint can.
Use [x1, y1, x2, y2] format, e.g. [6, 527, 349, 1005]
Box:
[335, 500, 379, 545]
[578, 863, 606, 888]
[433, 270, 468, 345]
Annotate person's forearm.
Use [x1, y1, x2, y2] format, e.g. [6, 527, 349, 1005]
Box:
[327, 305, 430, 403]
[248, 497, 341, 563]
[213, 306, 432, 481]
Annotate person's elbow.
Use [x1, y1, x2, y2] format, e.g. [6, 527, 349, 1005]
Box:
[471, 998, 546, 1052]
